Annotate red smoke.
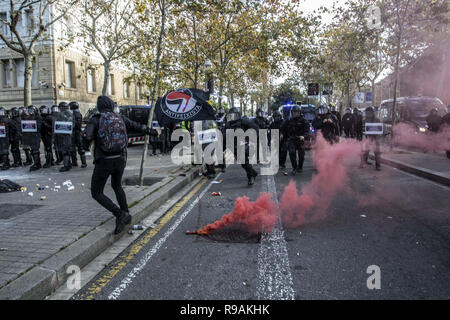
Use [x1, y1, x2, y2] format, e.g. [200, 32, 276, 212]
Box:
[191, 134, 362, 235]
[393, 123, 450, 153]
[194, 193, 279, 235]
[279, 134, 360, 228]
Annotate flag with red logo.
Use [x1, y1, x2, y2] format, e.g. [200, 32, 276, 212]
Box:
[154, 88, 216, 126]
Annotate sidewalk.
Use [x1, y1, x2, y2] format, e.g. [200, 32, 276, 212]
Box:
[374, 147, 450, 186]
[0, 149, 200, 299]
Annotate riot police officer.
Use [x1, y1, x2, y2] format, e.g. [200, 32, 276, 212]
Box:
[341, 107, 354, 138]
[19, 106, 33, 165]
[269, 110, 287, 168]
[281, 105, 310, 175]
[353, 108, 363, 141]
[9, 107, 22, 167]
[253, 108, 270, 163]
[69, 101, 87, 168]
[0, 107, 12, 170]
[51, 105, 63, 165]
[224, 107, 259, 186]
[426, 108, 442, 133]
[360, 106, 381, 171]
[54, 102, 74, 172]
[320, 108, 340, 144]
[40, 105, 54, 168]
[330, 104, 341, 134]
[21, 105, 42, 171]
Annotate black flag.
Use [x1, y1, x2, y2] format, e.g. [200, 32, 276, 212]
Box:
[154, 88, 216, 127]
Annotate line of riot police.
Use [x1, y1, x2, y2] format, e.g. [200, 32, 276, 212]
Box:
[0, 101, 86, 172]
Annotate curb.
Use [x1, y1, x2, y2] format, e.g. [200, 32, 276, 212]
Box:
[0, 166, 201, 300]
[370, 155, 450, 187]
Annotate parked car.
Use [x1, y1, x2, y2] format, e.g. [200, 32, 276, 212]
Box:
[379, 96, 446, 134]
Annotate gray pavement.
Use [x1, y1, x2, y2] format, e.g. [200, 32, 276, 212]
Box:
[73, 150, 450, 300]
[0, 145, 185, 295]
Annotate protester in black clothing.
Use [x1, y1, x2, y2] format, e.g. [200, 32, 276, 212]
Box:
[281, 105, 310, 175]
[83, 95, 154, 234]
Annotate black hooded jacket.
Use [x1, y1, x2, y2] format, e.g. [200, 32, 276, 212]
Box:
[83, 96, 149, 163]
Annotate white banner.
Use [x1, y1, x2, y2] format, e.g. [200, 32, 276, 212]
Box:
[365, 122, 384, 135]
[197, 129, 218, 145]
[54, 121, 73, 135]
[21, 120, 37, 133]
[0, 125, 6, 138]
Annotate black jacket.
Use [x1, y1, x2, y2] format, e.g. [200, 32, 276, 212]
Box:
[83, 96, 148, 163]
[281, 116, 310, 141]
[0, 116, 11, 154]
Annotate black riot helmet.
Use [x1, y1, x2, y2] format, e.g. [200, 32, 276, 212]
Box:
[272, 110, 282, 121]
[353, 107, 359, 115]
[291, 105, 301, 118]
[256, 108, 265, 118]
[40, 105, 51, 115]
[27, 105, 38, 115]
[69, 101, 79, 110]
[11, 107, 19, 117]
[345, 107, 351, 114]
[0, 107, 5, 117]
[365, 106, 375, 121]
[318, 105, 328, 115]
[217, 107, 225, 117]
[58, 101, 69, 111]
[226, 107, 241, 122]
[51, 105, 60, 114]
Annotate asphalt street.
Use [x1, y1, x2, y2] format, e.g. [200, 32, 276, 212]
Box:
[73, 150, 450, 300]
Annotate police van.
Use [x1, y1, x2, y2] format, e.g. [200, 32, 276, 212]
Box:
[379, 96, 446, 135]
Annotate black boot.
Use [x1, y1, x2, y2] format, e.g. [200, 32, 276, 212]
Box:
[80, 153, 87, 168]
[43, 152, 52, 168]
[0, 155, 10, 170]
[71, 152, 78, 167]
[30, 152, 41, 171]
[59, 155, 71, 172]
[55, 151, 62, 165]
[114, 211, 132, 234]
[24, 149, 33, 166]
[11, 152, 22, 167]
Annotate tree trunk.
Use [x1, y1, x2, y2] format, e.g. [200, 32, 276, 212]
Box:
[218, 81, 223, 108]
[139, 0, 167, 186]
[23, 53, 33, 107]
[102, 60, 111, 96]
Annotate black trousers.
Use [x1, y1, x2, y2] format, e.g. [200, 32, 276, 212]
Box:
[91, 157, 127, 218]
[288, 139, 305, 170]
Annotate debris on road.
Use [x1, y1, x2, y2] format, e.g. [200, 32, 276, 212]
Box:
[211, 192, 221, 196]
[128, 230, 134, 235]
[179, 172, 186, 176]
[131, 225, 144, 230]
[360, 214, 367, 218]
[40, 196, 46, 201]
[28, 192, 34, 197]
[0, 247, 7, 251]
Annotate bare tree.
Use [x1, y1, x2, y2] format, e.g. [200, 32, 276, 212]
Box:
[77, 0, 139, 95]
[0, 0, 78, 106]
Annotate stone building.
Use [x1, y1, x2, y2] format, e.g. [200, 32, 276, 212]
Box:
[0, 2, 148, 115]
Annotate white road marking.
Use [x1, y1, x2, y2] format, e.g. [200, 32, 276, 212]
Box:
[257, 174, 295, 300]
[107, 173, 222, 300]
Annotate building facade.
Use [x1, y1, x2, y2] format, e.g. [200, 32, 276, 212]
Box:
[0, 2, 148, 115]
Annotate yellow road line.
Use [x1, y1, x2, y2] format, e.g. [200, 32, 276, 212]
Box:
[80, 178, 208, 300]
